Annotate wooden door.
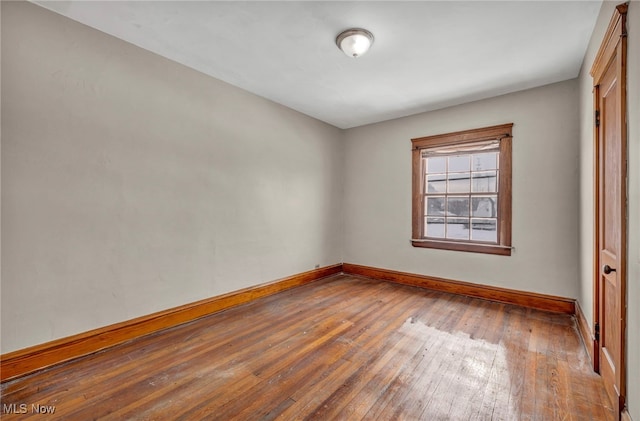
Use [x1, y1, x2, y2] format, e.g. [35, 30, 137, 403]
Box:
[591, 4, 627, 418]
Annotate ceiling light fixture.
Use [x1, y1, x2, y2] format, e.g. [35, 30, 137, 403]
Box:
[336, 28, 374, 58]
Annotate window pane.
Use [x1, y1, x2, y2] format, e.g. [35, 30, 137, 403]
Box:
[448, 155, 470, 172]
[427, 174, 446, 193]
[426, 196, 445, 216]
[425, 217, 445, 238]
[446, 218, 469, 240]
[472, 152, 498, 171]
[447, 197, 470, 217]
[447, 172, 471, 193]
[472, 196, 497, 217]
[471, 171, 498, 192]
[471, 218, 497, 242]
[427, 156, 446, 173]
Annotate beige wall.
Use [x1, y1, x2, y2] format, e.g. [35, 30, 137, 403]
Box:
[1, 1, 344, 353]
[343, 80, 580, 298]
[627, 2, 640, 417]
[578, 1, 639, 418]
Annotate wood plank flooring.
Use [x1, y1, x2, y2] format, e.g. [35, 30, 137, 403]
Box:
[1, 275, 614, 420]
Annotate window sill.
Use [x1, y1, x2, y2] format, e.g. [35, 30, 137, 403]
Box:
[411, 239, 512, 256]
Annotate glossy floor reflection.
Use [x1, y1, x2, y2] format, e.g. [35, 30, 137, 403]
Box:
[1, 275, 614, 420]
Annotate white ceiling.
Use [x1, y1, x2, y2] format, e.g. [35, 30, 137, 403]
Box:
[32, 1, 602, 129]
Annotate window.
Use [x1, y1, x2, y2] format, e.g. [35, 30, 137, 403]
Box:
[411, 124, 513, 256]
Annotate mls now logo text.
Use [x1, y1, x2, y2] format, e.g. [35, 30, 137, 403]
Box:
[3, 403, 56, 414]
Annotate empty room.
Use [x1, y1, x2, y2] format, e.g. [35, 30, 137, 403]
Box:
[1, 0, 638, 420]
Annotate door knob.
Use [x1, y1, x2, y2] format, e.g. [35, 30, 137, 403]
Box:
[603, 264, 616, 274]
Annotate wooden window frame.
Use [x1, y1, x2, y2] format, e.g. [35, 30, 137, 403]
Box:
[411, 123, 513, 256]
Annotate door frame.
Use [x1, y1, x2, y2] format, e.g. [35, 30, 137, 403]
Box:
[590, 2, 628, 417]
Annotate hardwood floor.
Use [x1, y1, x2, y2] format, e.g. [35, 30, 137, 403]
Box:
[1, 275, 614, 420]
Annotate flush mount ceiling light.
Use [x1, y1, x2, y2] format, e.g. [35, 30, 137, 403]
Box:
[336, 28, 374, 58]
